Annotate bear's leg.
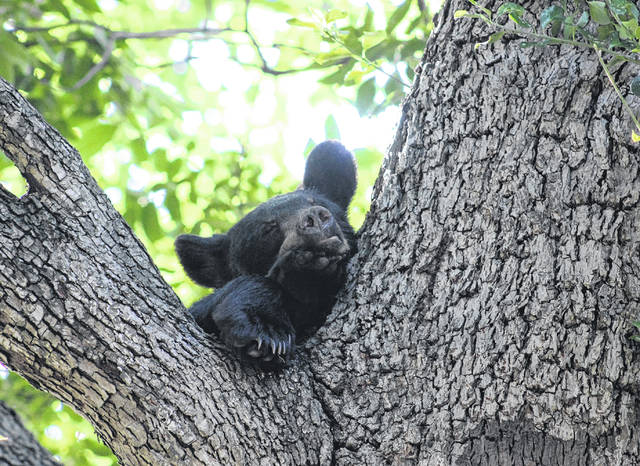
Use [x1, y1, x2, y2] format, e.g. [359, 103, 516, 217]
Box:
[189, 275, 295, 362]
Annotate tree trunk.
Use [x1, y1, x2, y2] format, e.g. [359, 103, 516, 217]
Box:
[306, 1, 640, 464]
[2, 0, 640, 464]
[0, 401, 60, 466]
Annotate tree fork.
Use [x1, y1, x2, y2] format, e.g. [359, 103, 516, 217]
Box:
[0, 77, 333, 465]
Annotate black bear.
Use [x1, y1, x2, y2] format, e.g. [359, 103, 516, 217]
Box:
[175, 140, 357, 363]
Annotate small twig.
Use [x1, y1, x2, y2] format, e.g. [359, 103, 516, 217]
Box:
[241, 0, 307, 75]
[594, 46, 640, 133]
[15, 13, 309, 87]
[71, 38, 115, 90]
[322, 28, 410, 88]
[227, 56, 308, 76]
[479, 19, 640, 66]
[13, 21, 230, 40]
[138, 56, 199, 70]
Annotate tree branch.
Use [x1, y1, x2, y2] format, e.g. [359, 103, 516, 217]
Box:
[0, 401, 60, 466]
[0, 76, 333, 465]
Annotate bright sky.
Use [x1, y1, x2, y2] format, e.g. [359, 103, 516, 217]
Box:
[99, 0, 408, 183]
[96, 0, 450, 203]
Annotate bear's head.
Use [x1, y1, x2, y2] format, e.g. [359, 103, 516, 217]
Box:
[175, 140, 357, 289]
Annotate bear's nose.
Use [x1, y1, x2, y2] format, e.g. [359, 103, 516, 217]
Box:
[299, 206, 334, 233]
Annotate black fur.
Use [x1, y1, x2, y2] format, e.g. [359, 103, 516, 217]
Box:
[176, 140, 357, 364]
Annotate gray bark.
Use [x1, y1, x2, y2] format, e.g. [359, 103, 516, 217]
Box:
[0, 78, 331, 465]
[2, 0, 640, 464]
[0, 400, 60, 466]
[306, 0, 640, 464]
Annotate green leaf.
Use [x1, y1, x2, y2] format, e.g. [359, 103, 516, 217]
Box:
[355, 78, 376, 116]
[0, 31, 32, 76]
[609, 0, 628, 16]
[597, 24, 617, 40]
[363, 5, 375, 31]
[75, 124, 117, 157]
[454, 10, 470, 19]
[325, 9, 348, 23]
[510, 13, 532, 28]
[303, 138, 315, 157]
[344, 31, 363, 56]
[324, 115, 341, 140]
[287, 18, 319, 29]
[165, 190, 182, 222]
[467, 0, 492, 18]
[315, 48, 352, 65]
[488, 31, 505, 44]
[318, 61, 354, 85]
[246, 84, 259, 103]
[497, 3, 525, 17]
[540, 5, 564, 29]
[588, 1, 611, 25]
[576, 11, 590, 28]
[345, 68, 370, 85]
[74, 0, 102, 13]
[44, 0, 71, 18]
[633, 131, 640, 142]
[619, 18, 639, 40]
[519, 41, 543, 48]
[142, 204, 163, 241]
[386, 0, 412, 34]
[631, 76, 640, 96]
[362, 32, 386, 50]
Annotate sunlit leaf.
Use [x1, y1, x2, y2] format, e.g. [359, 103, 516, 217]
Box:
[588, 1, 611, 25]
[355, 78, 376, 116]
[142, 204, 163, 241]
[324, 115, 340, 140]
[386, 0, 412, 34]
[540, 5, 564, 30]
[74, 124, 117, 157]
[362, 32, 386, 50]
[303, 138, 315, 157]
[325, 9, 348, 23]
[497, 3, 525, 17]
[286, 18, 319, 29]
[631, 76, 640, 96]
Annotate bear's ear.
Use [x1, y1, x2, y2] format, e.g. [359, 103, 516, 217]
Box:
[175, 234, 232, 288]
[303, 140, 357, 211]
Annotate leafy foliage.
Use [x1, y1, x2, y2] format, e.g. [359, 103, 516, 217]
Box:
[0, 0, 436, 463]
[1, 368, 115, 466]
[456, 0, 640, 141]
[287, 1, 433, 115]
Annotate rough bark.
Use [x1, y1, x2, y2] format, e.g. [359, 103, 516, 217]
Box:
[306, 0, 640, 464]
[2, 0, 640, 464]
[0, 400, 60, 466]
[0, 77, 332, 465]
